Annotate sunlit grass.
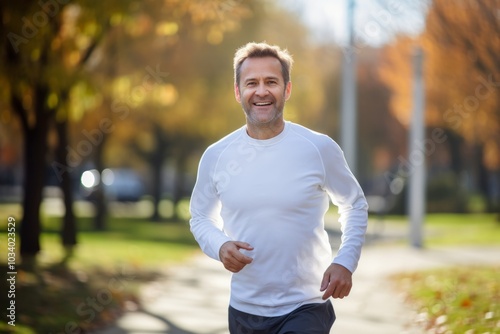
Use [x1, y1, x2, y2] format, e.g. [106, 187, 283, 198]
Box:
[1, 203, 498, 333]
[394, 266, 500, 333]
[372, 213, 500, 246]
[36, 227, 199, 270]
[383, 214, 500, 333]
[0, 203, 200, 334]
[0, 216, 200, 269]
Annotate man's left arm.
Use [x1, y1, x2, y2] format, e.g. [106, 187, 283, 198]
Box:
[320, 137, 368, 298]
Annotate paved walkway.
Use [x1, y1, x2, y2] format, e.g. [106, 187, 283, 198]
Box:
[92, 220, 500, 334]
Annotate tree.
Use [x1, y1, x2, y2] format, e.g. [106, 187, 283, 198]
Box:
[2, 2, 74, 262]
[82, 0, 253, 222]
[424, 0, 499, 212]
[379, 0, 500, 212]
[102, 0, 344, 222]
[356, 48, 407, 182]
[1, 0, 140, 261]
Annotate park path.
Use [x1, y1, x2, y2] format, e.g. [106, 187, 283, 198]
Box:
[92, 219, 500, 334]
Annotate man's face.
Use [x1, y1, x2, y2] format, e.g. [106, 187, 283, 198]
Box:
[235, 57, 292, 126]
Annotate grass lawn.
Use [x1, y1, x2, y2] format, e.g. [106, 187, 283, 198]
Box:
[393, 266, 500, 333]
[381, 213, 500, 333]
[35, 216, 200, 269]
[377, 213, 500, 246]
[0, 204, 498, 333]
[0, 209, 200, 334]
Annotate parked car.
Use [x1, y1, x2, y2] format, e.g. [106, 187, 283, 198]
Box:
[81, 168, 145, 202]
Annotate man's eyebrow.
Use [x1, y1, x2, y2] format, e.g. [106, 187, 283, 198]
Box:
[243, 76, 280, 83]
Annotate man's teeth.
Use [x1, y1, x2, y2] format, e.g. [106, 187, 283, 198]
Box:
[254, 102, 272, 106]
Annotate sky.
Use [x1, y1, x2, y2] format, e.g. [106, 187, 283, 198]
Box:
[278, 0, 429, 47]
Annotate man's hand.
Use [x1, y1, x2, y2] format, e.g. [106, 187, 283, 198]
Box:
[219, 241, 254, 273]
[320, 263, 353, 300]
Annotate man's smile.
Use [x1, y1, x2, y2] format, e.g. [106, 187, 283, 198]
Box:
[253, 101, 273, 106]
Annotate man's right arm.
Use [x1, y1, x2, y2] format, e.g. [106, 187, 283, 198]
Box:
[189, 150, 232, 261]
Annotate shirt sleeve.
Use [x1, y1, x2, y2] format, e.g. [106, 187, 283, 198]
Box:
[320, 137, 368, 273]
[189, 148, 232, 261]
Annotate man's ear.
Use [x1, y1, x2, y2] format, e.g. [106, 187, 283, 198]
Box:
[234, 82, 241, 103]
[285, 81, 292, 101]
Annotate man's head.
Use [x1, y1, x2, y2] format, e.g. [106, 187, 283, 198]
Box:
[232, 43, 293, 130]
[233, 42, 293, 88]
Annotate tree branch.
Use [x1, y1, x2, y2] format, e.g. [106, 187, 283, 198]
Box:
[78, 20, 112, 68]
[11, 94, 29, 132]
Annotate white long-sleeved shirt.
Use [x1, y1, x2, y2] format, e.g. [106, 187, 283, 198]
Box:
[189, 121, 368, 316]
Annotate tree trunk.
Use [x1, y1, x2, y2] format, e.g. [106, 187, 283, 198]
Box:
[19, 83, 54, 267]
[93, 134, 108, 231]
[473, 144, 489, 206]
[151, 152, 163, 221]
[445, 130, 463, 175]
[93, 184, 107, 230]
[20, 114, 50, 264]
[55, 120, 77, 257]
[150, 124, 168, 222]
[172, 153, 188, 221]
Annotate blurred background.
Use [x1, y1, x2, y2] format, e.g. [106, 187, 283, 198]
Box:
[0, 0, 499, 333]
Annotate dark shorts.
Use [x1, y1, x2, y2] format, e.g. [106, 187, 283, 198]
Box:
[228, 300, 335, 334]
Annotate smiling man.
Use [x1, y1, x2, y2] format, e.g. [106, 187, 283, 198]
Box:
[235, 55, 290, 136]
[189, 42, 368, 334]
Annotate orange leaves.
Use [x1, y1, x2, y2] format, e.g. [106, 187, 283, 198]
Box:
[378, 35, 415, 127]
[394, 266, 500, 332]
[460, 297, 472, 308]
[379, 0, 500, 170]
[161, 0, 251, 44]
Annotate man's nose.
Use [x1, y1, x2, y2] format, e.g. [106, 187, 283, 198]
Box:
[255, 83, 269, 96]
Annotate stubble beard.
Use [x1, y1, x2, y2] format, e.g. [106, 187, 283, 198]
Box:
[242, 92, 286, 129]
[244, 105, 283, 127]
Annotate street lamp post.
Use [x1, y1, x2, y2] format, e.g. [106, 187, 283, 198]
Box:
[408, 46, 426, 248]
[340, 0, 357, 175]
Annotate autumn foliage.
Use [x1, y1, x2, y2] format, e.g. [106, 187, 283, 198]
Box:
[379, 0, 499, 212]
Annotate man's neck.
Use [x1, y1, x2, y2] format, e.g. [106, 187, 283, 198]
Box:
[246, 119, 285, 140]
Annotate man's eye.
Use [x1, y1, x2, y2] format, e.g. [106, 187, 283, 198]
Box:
[247, 82, 256, 87]
[267, 81, 277, 85]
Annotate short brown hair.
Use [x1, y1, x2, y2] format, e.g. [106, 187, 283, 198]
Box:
[233, 42, 293, 87]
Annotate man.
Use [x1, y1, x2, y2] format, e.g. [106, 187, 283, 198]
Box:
[189, 42, 368, 334]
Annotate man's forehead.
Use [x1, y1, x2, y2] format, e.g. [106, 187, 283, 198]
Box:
[240, 57, 283, 79]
